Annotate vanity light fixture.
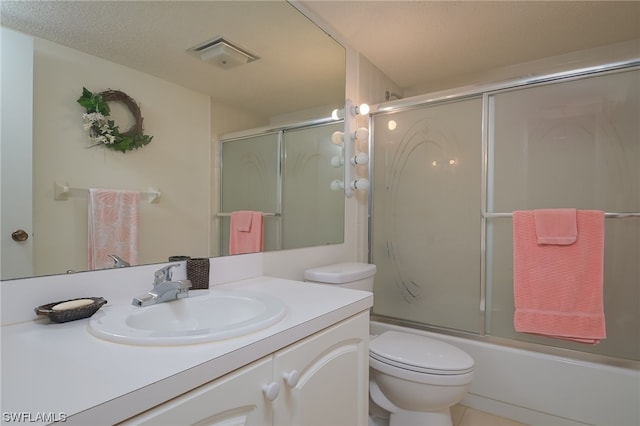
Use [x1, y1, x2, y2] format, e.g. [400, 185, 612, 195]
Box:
[352, 103, 370, 116]
[187, 36, 259, 70]
[340, 99, 371, 198]
[334, 103, 369, 120]
[351, 152, 369, 166]
[331, 156, 345, 168]
[330, 179, 345, 191]
[331, 131, 344, 145]
[350, 178, 370, 191]
[330, 178, 370, 192]
[353, 127, 369, 146]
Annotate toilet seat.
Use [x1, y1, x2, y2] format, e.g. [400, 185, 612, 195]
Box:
[369, 331, 474, 375]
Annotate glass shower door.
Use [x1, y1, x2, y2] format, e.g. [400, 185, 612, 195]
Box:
[487, 69, 640, 360]
[281, 122, 344, 249]
[371, 97, 484, 333]
[220, 133, 280, 255]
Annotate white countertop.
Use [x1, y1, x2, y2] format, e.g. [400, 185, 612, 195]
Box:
[0, 277, 372, 425]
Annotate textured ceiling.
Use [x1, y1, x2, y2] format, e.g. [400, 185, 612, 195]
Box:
[302, 0, 640, 94]
[2, 1, 639, 116]
[0, 1, 346, 119]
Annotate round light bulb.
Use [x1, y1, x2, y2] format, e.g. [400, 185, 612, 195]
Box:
[331, 131, 344, 145]
[330, 179, 344, 191]
[351, 153, 369, 166]
[331, 155, 344, 167]
[351, 178, 370, 191]
[388, 120, 397, 131]
[353, 127, 369, 141]
[357, 103, 370, 115]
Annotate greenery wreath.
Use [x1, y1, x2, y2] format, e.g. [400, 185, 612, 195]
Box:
[77, 87, 153, 153]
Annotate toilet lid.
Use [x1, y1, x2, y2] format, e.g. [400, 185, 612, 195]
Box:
[369, 331, 474, 375]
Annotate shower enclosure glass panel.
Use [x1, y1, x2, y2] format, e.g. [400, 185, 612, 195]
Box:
[220, 133, 280, 255]
[487, 69, 640, 360]
[281, 123, 344, 249]
[371, 98, 483, 333]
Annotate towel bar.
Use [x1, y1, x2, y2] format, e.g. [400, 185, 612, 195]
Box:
[54, 181, 161, 203]
[216, 212, 280, 217]
[482, 212, 640, 219]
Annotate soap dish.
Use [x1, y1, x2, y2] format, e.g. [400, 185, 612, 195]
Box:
[35, 297, 108, 323]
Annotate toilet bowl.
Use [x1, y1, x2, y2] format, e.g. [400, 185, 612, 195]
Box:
[369, 331, 474, 426]
[304, 263, 475, 426]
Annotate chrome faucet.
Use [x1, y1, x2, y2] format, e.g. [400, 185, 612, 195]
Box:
[132, 264, 191, 307]
[108, 254, 130, 268]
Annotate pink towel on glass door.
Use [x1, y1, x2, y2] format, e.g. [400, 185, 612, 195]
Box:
[88, 189, 139, 270]
[512, 209, 606, 344]
[229, 211, 264, 255]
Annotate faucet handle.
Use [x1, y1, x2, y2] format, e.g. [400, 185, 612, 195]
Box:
[154, 264, 180, 285]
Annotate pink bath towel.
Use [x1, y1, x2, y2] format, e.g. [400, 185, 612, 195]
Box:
[534, 208, 577, 245]
[512, 210, 606, 344]
[88, 189, 139, 270]
[229, 211, 264, 255]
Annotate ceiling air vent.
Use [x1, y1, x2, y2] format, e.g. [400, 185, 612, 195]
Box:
[187, 36, 259, 70]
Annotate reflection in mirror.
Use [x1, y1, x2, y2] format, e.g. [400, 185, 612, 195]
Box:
[219, 121, 345, 256]
[0, 1, 346, 280]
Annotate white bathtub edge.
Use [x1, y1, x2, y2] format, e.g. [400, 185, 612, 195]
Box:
[370, 320, 640, 426]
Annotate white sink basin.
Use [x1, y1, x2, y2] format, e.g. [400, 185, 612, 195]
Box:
[88, 290, 286, 345]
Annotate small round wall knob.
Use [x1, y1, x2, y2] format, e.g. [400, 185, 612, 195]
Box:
[283, 370, 300, 388]
[262, 381, 280, 401]
[11, 229, 29, 242]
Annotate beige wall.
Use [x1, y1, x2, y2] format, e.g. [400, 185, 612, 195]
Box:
[33, 38, 211, 275]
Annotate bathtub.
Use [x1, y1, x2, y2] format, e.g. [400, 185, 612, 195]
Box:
[370, 320, 640, 426]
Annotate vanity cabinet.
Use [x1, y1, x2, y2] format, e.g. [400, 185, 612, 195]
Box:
[119, 311, 369, 426]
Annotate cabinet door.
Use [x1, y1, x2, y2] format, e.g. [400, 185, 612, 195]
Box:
[272, 311, 370, 426]
[120, 357, 273, 426]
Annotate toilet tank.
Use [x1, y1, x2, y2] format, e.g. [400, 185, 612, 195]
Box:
[304, 262, 376, 292]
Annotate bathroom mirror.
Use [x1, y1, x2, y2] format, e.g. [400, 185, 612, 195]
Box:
[0, 1, 346, 280]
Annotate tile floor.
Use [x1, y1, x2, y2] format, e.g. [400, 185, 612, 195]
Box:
[451, 404, 529, 426]
[369, 404, 528, 426]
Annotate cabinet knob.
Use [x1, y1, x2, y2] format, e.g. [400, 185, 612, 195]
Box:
[262, 381, 280, 401]
[283, 370, 300, 388]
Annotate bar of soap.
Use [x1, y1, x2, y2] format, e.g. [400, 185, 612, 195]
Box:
[52, 299, 94, 311]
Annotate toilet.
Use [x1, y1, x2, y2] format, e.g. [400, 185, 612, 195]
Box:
[305, 262, 475, 426]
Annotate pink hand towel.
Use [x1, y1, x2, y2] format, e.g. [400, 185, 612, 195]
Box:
[229, 211, 264, 255]
[512, 210, 606, 344]
[88, 189, 139, 270]
[534, 208, 577, 245]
